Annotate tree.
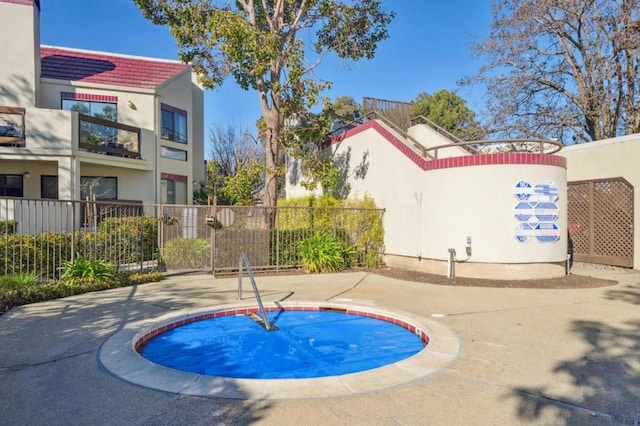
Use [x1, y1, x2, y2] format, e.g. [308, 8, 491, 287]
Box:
[465, 0, 640, 143]
[330, 95, 363, 130]
[134, 0, 394, 208]
[412, 89, 485, 141]
[282, 96, 363, 195]
[193, 124, 264, 205]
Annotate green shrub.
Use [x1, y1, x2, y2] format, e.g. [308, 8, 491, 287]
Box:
[161, 237, 210, 269]
[119, 271, 163, 286]
[0, 273, 39, 290]
[60, 254, 116, 285]
[0, 220, 17, 235]
[299, 233, 346, 273]
[269, 228, 310, 266]
[277, 195, 384, 267]
[0, 271, 164, 312]
[98, 216, 159, 264]
[0, 234, 40, 275]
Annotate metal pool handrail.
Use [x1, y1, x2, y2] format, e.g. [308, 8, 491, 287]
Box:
[238, 252, 272, 331]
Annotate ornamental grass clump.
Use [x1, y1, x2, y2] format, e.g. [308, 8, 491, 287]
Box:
[299, 233, 346, 273]
[60, 254, 116, 285]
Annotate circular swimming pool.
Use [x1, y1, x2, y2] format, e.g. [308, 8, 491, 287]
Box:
[99, 302, 460, 399]
[138, 307, 426, 379]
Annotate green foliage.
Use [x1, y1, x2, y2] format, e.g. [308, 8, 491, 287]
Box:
[219, 161, 264, 205]
[0, 220, 17, 235]
[332, 96, 363, 124]
[299, 233, 346, 273]
[134, 0, 394, 207]
[195, 124, 265, 205]
[98, 216, 159, 263]
[119, 271, 163, 286]
[161, 238, 210, 269]
[412, 90, 485, 141]
[0, 273, 38, 290]
[269, 228, 312, 266]
[0, 234, 40, 276]
[60, 255, 116, 285]
[276, 195, 384, 267]
[0, 271, 162, 313]
[284, 97, 363, 195]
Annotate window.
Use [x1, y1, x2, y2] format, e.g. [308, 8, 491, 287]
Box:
[63, 96, 119, 147]
[161, 104, 188, 144]
[160, 146, 188, 161]
[41, 175, 58, 199]
[161, 177, 187, 204]
[80, 176, 117, 200]
[0, 175, 23, 197]
[62, 99, 117, 121]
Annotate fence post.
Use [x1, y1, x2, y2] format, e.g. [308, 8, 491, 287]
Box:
[211, 196, 217, 274]
[139, 213, 144, 271]
[275, 206, 280, 273]
[71, 201, 76, 264]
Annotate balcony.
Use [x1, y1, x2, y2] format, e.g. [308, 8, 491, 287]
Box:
[79, 114, 141, 159]
[0, 107, 26, 147]
[1, 107, 147, 162]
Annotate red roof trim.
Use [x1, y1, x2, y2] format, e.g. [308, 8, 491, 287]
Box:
[329, 120, 567, 171]
[40, 47, 188, 90]
[61, 92, 118, 103]
[161, 103, 188, 116]
[0, 0, 39, 10]
[161, 173, 188, 182]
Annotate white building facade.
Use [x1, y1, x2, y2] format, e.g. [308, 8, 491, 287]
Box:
[0, 0, 205, 205]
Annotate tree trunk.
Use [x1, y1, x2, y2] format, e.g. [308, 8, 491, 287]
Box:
[263, 110, 280, 209]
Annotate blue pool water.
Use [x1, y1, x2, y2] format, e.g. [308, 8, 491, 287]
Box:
[141, 310, 424, 379]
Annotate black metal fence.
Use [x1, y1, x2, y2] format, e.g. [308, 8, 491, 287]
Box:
[1, 198, 384, 280]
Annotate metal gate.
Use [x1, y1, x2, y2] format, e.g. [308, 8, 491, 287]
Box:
[158, 205, 276, 272]
[567, 178, 634, 267]
[158, 204, 385, 273]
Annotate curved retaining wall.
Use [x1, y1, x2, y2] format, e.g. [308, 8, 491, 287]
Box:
[384, 153, 568, 279]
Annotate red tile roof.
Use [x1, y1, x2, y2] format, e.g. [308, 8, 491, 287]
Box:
[40, 46, 189, 90]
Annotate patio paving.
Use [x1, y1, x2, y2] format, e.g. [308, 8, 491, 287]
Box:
[1, 264, 639, 425]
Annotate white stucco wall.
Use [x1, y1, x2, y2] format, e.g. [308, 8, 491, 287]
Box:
[0, 2, 205, 206]
[157, 70, 201, 204]
[190, 75, 205, 186]
[23, 107, 74, 150]
[420, 164, 567, 263]
[407, 124, 470, 159]
[286, 120, 568, 278]
[0, 1, 39, 108]
[330, 128, 426, 257]
[38, 81, 157, 131]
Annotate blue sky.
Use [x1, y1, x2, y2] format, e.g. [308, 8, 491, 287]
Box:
[39, 0, 492, 148]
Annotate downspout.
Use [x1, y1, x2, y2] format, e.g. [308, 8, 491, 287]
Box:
[154, 93, 160, 204]
[447, 249, 455, 278]
[415, 192, 423, 259]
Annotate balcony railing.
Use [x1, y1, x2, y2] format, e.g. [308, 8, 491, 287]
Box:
[78, 114, 141, 159]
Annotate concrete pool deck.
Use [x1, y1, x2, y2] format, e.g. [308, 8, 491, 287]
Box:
[1, 264, 639, 425]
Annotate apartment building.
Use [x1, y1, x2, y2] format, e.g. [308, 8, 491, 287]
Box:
[0, 0, 205, 205]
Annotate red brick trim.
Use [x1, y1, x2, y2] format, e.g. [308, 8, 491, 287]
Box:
[134, 305, 429, 353]
[161, 173, 188, 182]
[61, 92, 118, 103]
[330, 121, 567, 171]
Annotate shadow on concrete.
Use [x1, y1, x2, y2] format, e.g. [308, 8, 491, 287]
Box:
[605, 282, 640, 305]
[0, 283, 273, 424]
[508, 320, 640, 425]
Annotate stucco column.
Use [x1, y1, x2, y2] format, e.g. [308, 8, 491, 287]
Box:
[57, 156, 80, 200]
